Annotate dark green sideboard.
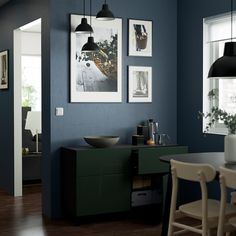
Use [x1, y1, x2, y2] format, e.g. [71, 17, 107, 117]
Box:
[61, 145, 188, 219]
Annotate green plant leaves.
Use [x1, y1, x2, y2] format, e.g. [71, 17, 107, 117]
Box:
[199, 106, 236, 134]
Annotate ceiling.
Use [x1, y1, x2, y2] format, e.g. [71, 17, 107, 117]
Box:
[0, 0, 10, 7]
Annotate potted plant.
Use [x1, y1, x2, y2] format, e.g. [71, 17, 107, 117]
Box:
[199, 89, 236, 162]
[199, 106, 236, 134]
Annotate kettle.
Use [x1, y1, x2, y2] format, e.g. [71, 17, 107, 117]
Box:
[147, 119, 158, 145]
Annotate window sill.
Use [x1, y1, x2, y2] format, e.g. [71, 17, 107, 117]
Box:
[204, 127, 228, 136]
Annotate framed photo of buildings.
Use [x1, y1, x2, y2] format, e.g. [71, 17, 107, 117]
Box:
[70, 14, 122, 103]
[128, 19, 152, 57]
[0, 50, 8, 90]
[128, 66, 152, 103]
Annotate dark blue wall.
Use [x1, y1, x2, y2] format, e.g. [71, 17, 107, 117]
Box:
[0, 0, 178, 218]
[0, 0, 50, 197]
[1, 0, 229, 220]
[49, 0, 178, 217]
[177, 0, 230, 152]
[0, 0, 231, 218]
[51, 0, 178, 146]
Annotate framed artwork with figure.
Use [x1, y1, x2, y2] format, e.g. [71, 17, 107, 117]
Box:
[128, 19, 152, 57]
[0, 50, 8, 90]
[128, 66, 152, 103]
[70, 14, 122, 103]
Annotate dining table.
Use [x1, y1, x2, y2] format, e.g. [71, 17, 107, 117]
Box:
[159, 152, 236, 236]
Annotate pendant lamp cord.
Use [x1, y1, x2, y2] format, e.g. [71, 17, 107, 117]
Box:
[90, 0, 92, 36]
[83, 0, 85, 18]
[232, 0, 233, 41]
[105, 0, 107, 3]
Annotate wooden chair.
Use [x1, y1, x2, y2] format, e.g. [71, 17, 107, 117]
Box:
[168, 160, 236, 236]
[217, 167, 236, 236]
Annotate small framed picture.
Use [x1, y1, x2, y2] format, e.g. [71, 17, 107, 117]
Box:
[128, 19, 152, 57]
[0, 50, 8, 90]
[128, 66, 152, 103]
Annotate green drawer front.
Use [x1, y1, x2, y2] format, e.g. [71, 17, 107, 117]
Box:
[76, 149, 131, 177]
[138, 146, 188, 175]
[76, 174, 131, 216]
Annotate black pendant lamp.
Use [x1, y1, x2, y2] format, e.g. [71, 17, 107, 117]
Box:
[96, 0, 115, 21]
[82, 36, 99, 51]
[75, 0, 93, 34]
[208, 0, 236, 78]
[82, 0, 99, 52]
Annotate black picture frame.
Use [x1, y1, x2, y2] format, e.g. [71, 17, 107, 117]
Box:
[0, 50, 9, 90]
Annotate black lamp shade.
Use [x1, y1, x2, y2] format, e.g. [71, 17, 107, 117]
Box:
[75, 18, 93, 34]
[82, 37, 99, 52]
[96, 4, 115, 20]
[208, 42, 236, 78]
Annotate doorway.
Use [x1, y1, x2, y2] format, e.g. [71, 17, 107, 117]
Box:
[13, 19, 42, 196]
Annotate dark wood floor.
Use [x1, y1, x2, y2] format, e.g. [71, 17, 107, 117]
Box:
[0, 185, 200, 236]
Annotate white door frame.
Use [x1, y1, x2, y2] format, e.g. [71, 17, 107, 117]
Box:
[13, 29, 23, 196]
[13, 18, 42, 196]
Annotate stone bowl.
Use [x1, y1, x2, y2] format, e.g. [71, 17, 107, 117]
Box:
[84, 136, 120, 148]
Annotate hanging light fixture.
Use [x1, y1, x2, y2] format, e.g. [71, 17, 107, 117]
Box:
[82, 36, 99, 51]
[75, 0, 93, 34]
[82, 0, 99, 52]
[96, 0, 115, 21]
[208, 0, 236, 78]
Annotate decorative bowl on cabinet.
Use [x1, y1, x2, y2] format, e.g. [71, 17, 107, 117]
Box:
[84, 136, 120, 148]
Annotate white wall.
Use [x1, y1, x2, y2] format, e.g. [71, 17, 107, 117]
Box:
[21, 32, 41, 55]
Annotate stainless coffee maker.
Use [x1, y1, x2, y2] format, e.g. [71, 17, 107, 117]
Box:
[147, 119, 158, 145]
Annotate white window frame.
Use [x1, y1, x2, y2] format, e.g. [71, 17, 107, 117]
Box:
[203, 12, 236, 135]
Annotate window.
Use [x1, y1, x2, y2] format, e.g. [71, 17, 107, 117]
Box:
[203, 13, 236, 135]
[22, 55, 41, 111]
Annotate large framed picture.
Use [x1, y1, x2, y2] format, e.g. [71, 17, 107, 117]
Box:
[70, 14, 122, 103]
[128, 66, 152, 103]
[0, 50, 8, 90]
[128, 19, 152, 57]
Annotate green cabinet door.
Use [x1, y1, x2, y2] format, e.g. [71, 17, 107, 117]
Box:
[101, 174, 131, 212]
[76, 174, 131, 216]
[76, 148, 132, 216]
[76, 148, 131, 176]
[137, 146, 188, 175]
